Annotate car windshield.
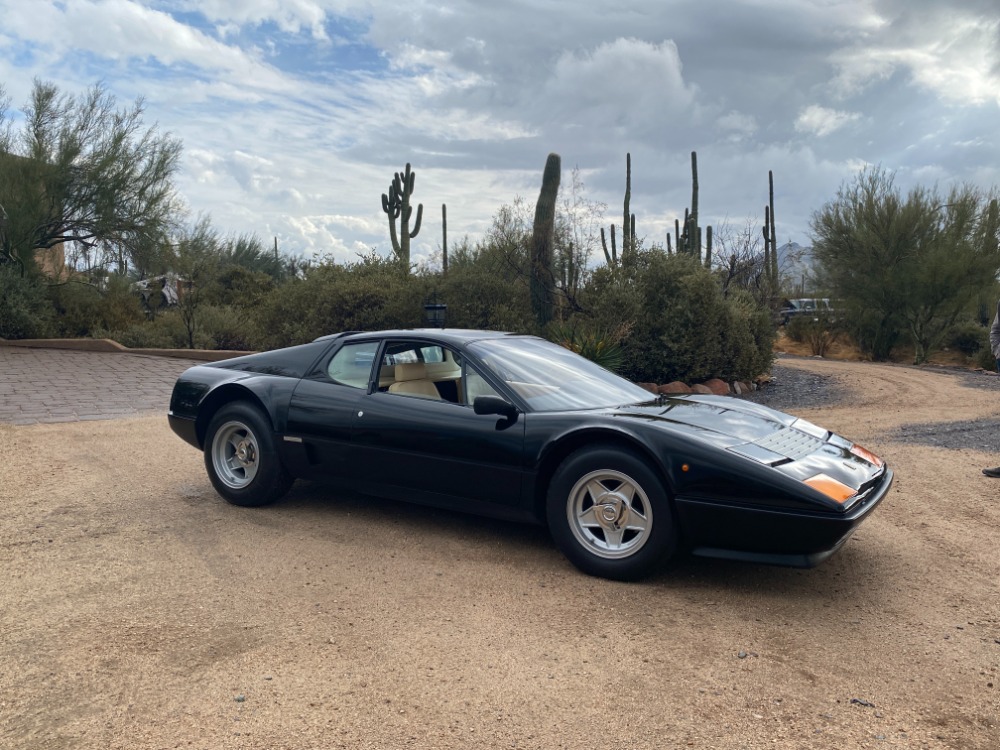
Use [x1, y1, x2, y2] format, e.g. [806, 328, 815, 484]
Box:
[468, 337, 654, 412]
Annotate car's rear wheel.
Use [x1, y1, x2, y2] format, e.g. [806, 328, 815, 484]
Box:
[547, 445, 677, 580]
[204, 402, 292, 507]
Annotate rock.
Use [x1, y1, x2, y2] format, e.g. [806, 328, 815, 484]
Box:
[657, 381, 691, 395]
[703, 378, 731, 395]
[636, 382, 659, 394]
[690, 384, 713, 395]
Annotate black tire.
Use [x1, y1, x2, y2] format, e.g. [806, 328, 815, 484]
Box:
[546, 445, 677, 581]
[204, 402, 293, 507]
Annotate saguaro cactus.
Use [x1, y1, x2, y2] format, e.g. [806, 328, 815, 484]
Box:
[687, 151, 699, 254]
[601, 153, 637, 269]
[381, 163, 423, 267]
[768, 170, 778, 282]
[674, 151, 711, 261]
[530, 153, 561, 328]
[441, 203, 448, 276]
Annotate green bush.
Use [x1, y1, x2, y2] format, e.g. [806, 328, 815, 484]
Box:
[0, 265, 54, 339]
[438, 264, 534, 332]
[721, 289, 776, 377]
[946, 321, 987, 356]
[196, 305, 258, 350]
[97, 310, 190, 349]
[786, 312, 840, 356]
[581, 251, 774, 383]
[975, 345, 997, 371]
[252, 255, 429, 349]
[48, 276, 144, 337]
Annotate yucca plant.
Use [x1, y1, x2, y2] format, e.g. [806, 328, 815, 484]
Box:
[547, 322, 630, 373]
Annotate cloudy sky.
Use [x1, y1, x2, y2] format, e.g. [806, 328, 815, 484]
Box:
[1, 0, 998, 266]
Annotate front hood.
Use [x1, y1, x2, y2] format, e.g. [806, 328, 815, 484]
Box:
[613, 395, 886, 504]
[613, 395, 800, 446]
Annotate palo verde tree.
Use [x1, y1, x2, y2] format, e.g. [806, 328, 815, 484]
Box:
[812, 166, 1000, 363]
[0, 80, 181, 278]
[170, 217, 222, 350]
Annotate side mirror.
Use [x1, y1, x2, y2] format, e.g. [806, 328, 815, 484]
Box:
[473, 395, 518, 420]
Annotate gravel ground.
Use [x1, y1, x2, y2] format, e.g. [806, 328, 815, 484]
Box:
[743, 356, 852, 411]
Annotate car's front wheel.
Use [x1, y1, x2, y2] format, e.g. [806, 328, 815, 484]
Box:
[547, 445, 677, 580]
[204, 402, 293, 507]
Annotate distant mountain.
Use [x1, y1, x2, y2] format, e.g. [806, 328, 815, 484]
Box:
[777, 241, 816, 291]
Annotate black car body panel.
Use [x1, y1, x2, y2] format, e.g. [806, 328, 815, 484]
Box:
[169, 329, 892, 569]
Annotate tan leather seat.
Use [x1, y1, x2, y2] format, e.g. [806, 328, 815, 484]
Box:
[388, 362, 442, 399]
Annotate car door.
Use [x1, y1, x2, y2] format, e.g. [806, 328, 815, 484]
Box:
[283, 339, 381, 481]
[351, 344, 526, 508]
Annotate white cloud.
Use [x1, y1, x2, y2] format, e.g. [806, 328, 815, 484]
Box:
[541, 38, 696, 134]
[829, 9, 1000, 105]
[2, 0, 294, 96]
[795, 105, 861, 137]
[174, 0, 340, 39]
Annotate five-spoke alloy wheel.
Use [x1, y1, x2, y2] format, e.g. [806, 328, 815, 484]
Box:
[548, 445, 676, 580]
[204, 402, 292, 507]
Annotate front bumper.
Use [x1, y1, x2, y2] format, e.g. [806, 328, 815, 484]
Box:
[674, 468, 893, 567]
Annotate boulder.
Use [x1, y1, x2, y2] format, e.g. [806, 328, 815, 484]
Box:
[703, 378, 731, 396]
[657, 381, 692, 395]
[690, 384, 713, 395]
[636, 382, 659, 394]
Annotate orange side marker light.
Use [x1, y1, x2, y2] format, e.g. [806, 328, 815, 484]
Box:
[850, 444, 884, 468]
[803, 473, 857, 504]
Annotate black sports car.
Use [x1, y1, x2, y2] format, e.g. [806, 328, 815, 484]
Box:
[168, 329, 891, 580]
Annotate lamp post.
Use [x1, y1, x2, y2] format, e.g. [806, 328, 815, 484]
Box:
[423, 299, 447, 328]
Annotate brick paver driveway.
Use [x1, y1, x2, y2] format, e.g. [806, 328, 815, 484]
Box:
[0, 347, 204, 425]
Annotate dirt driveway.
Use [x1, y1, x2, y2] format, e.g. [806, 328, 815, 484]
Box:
[1, 357, 998, 749]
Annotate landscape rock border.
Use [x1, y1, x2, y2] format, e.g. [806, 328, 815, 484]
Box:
[636, 376, 759, 398]
[0, 336, 247, 362]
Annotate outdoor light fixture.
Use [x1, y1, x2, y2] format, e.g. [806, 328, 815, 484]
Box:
[423, 299, 447, 328]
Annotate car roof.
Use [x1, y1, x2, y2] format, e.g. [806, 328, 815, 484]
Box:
[313, 329, 534, 346]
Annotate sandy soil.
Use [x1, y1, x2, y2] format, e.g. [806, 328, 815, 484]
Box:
[1, 357, 998, 749]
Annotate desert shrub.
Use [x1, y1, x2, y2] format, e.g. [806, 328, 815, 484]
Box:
[48, 276, 144, 337]
[98, 310, 192, 349]
[946, 321, 987, 356]
[838, 303, 901, 361]
[582, 250, 773, 383]
[199, 305, 259, 350]
[252, 255, 429, 349]
[975, 345, 997, 371]
[438, 264, 534, 332]
[202, 265, 276, 309]
[721, 289, 776, 377]
[0, 265, 53, 338]
[786, 311, 841, 356]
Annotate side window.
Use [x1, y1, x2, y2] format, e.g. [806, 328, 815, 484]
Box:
[465, 361, 501, 403]
[327, 342, 379, 389]
[377, 341, 465, 402]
